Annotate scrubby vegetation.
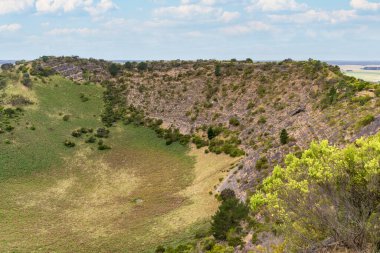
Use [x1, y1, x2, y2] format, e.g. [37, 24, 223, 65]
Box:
[251, 133, 380, 252]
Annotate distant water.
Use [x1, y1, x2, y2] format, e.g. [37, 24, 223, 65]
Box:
[0, 60, 16, 66]
[327, 61, 380, 66]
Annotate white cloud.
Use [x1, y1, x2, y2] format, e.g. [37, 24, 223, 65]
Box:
[0, 23, 22, 32]
[269, 9, 357, 24]
[153, 1, 239, 23]
[35, 0, 91, 13]
[220, 11, 240, 22]
[0, 0, 34, 15]
[350, 0, 380, 10]
[84, 0, 116, 16]
[47, 27, 97, 35]
[221, 21, 273, 35]
[154, 4, 215, 18]
[35, 0, 115, 15]
[247, 0, 307, 12]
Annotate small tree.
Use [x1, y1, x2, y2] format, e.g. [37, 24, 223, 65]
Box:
[215, 64, 221, 77]
[280, 129, 289, 145]
[211, 192, 249, 240]
[108, 63, 121, 77]
[137, 62, 148, 71]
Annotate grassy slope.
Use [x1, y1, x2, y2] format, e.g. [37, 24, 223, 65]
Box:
[0, 75, 237, 252]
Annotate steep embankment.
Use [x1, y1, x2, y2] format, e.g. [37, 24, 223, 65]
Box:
[34, 57, 380, 199]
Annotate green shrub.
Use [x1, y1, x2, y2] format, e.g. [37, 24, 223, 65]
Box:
[356, 114, 375, 128]
[250, 134, 380, 251]
[95, 128, 110, 138]
[211, 191, 249, 240]
[63, 115, 70, 121]
[229, 117, 240, 127]
[64, 140, 75, 148]
[258, 116, 266, 124]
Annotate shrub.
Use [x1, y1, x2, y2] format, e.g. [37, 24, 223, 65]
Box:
[137, 62, 148, 71]
[280, 129, 289, 145]
[255, 156, 268, 170]
[207, 126, 222, 140]
[258, 116, 266, 124]
[215, 64, 222, 77]
[63, 115, 70, 121]
[211, 193, 249, 240]
[85, 136, 96, 143]
[356, 114, 375, 128]
[250, 134, 380, 251]
[108, 63, 121, 77]
[229, 117, 240, 127]
[64, 140, 75, 148]
[95, 127, 110, 138]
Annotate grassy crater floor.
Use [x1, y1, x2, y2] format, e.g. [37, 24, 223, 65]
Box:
[0, 76, 238, 252]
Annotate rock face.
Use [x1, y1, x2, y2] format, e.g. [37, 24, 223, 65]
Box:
[26, 57, 380, 199]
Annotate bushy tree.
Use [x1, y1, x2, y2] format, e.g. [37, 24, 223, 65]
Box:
[211, 190, 249, 240]
[137, 62, 148, 71]
[250, 133, 380, 252]
[108, 63, 121, 77]
[215, 64, 221, 77]
[280, 129, 289, 145]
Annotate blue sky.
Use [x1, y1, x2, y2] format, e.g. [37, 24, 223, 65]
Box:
[0, 0, 379, 60]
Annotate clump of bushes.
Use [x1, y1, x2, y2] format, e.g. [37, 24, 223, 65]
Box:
[95, 127, 110, 138]
[64, 140, 76, 148]
[97, 140, 111, 150]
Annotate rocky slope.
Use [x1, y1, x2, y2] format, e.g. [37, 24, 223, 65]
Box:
[26, 57, 380, 200]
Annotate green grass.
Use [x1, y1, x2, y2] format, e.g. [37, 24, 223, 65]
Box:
[0, 76, 234, 253]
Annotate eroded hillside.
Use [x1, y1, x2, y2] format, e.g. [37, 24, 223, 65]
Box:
[27, 57, 380, 199]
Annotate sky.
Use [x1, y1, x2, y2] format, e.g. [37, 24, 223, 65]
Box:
[0, 0, 379, 60]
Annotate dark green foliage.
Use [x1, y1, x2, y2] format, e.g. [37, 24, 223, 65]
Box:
[22, 73, 32, 88]
[64, 140, 75, 148]
[280, 129, 289, 145]
[220, 188, 236, 202]
[71, 129, 82, 138]
[192, 135, 209, 149]
[95, 128, 110, 138]
[215, 64, 221, 77]
[207, 126, 222, 140]
[30, 64, 55, 77]
[246, 58, 253, 63]
[211, 193, 249, 240]
[62, 115, 70, 121]
[229, 117, 240, 127]
[108, 63, 121, 77]
[124, 61, 134, 70]
[155, 245, 165, 253]
[85, 136, 97, 143]
[0, 78, 7, 90]
[321, 86, 337, 108]
[1, 63, 14, 71]
[137, 62, 148, 71]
